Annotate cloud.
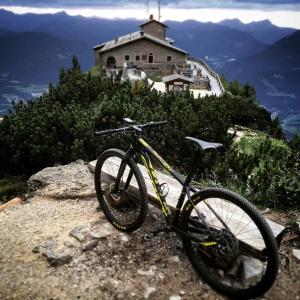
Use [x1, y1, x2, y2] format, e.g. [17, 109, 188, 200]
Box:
[0, 0, 300, 9]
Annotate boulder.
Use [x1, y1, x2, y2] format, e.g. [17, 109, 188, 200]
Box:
[28, 160, 95, 199]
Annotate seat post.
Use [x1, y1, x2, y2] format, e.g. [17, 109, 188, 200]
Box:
[184, 149, 203, 186]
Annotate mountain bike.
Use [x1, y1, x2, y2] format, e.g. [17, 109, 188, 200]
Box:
[94, 118, 279, 299]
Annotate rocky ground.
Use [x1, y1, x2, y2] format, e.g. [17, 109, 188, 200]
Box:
[0, 161, 299, 300]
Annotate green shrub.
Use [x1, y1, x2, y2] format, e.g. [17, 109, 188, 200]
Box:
[0, 58, 291, 209]
[217, 133, 300, 209]
[0, 177, 27, 203]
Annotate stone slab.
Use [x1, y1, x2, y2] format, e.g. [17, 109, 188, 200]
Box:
[89, 158, 284, 251]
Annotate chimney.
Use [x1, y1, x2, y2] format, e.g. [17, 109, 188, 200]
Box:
[150, 14, 154, 20]
[140, 31, 144, 36]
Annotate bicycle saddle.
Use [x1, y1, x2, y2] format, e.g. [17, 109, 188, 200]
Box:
[185, 137, 224, 150]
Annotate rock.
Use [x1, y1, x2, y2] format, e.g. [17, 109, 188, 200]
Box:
[168, 255, 180, 263]
[119, 234, 130, 242]
[226, 257, 241, 277]
[144, 287, 156, 299]
[169, 295, 182, 300]
[47, 252, 73, 267]
[292, 249, 300, 260]
[52, 253, 73, 267]
[261, 208, 271, 214]
[42, 239, 56, 249]
[28, 161, 95, 199]
[241, 256, 264, 285]
[70, 225, 87, 242]
[90, 228, 112, 239]
[82, 240, 99, 252]
[40, 240, 73, 267]
[0, 197, 23, 212]
[32, 246, 40, 253]
[138, 265, 157, 277]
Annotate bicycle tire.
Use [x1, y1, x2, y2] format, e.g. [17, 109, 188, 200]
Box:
[180, 187, 279, 299]
[95, 148, 148, 232]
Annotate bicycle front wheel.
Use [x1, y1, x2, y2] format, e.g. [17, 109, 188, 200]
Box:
[180, 188, 279, 299]
[94, 148, 148, 232]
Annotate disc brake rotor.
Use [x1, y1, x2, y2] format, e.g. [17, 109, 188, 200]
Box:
[199, 229, 239, 270]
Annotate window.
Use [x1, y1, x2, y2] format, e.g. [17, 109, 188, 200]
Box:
[142, 55, 147, 61]
[124, 55, 130, 61]
[136, 55, 141, 61]
[148, 53, 154, 63]
[167, 55, 172, 62]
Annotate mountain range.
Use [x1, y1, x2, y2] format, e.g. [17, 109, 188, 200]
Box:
[220, 30, 300, 135]
[0, 9, 299, 135]
[219, 19, 296, 45]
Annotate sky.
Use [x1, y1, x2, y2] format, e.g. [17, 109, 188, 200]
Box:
[0, 0, 300, 29]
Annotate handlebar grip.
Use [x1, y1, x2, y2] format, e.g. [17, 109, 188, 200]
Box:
[140, 120, 167, 128]
[94, 126, 130, 136]
[94, 129, 116, 136]
[94, 120, 167, 137]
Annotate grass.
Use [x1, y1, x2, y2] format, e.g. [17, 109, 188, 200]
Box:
[148, 74, 162, 82]
[0, 176, 28, 204]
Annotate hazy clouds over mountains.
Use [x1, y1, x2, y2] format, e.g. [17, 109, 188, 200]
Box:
[1, 0, 299, 8]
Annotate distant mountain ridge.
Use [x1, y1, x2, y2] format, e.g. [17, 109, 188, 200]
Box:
[0, 8, 299, 134]
[166, 20, 267, 59]
[221, 30, 300, 125]
[0, 9, 267, 59]
[219, 19, 296, 45]
[0, 30, 92, 83]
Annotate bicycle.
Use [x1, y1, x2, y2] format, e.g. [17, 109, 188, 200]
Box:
[94, 117, 279, 299]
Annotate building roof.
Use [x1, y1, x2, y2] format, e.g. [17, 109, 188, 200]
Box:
[165, 37, 175, 44]
[162, 74, 194, 83]
[93, 31, 188, 55]
[139, 18, 168, 28]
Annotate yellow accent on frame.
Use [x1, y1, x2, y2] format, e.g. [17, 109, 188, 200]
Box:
[139, 138, 172, 172]
[200, 242, 218, 246]
[140, 154, 170, 216]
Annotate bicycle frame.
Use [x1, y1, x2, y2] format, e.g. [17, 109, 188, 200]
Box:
[115, 135, 200, 227]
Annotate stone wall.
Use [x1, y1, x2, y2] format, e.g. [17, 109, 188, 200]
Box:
[141, 22, 166, 40]
[97, 39, 186, 76]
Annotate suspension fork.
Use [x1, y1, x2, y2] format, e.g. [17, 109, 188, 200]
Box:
[124, 154, 139, 189]
[112, 146, 136, 193]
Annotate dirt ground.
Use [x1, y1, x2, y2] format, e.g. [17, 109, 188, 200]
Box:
[0, 196, 299, 300]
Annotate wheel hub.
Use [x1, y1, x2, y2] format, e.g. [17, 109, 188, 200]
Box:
[104, 183, 125, 208]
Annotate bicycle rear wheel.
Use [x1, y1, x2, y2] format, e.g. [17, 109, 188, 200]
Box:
[180, 188, 279, 299]
[94, 148, 148, 232]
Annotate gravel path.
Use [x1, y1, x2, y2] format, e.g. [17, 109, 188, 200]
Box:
[0, 196, 299, 300]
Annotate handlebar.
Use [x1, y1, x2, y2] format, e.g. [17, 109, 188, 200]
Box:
[94, 120, 167, 136]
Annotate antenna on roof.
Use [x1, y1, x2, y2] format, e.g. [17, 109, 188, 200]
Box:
[158, 0, 161, 21]
[146, 0, 149, 17]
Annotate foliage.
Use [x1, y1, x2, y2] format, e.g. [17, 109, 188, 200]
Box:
[0, 57, 295, 208]
[0, 176, 27, 203]
[215, 132, 300, 209]
[148, 74, 162, 82]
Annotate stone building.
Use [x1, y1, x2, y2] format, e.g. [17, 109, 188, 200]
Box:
[93, 15, 187, 76]
[93, 15, 225, 96]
